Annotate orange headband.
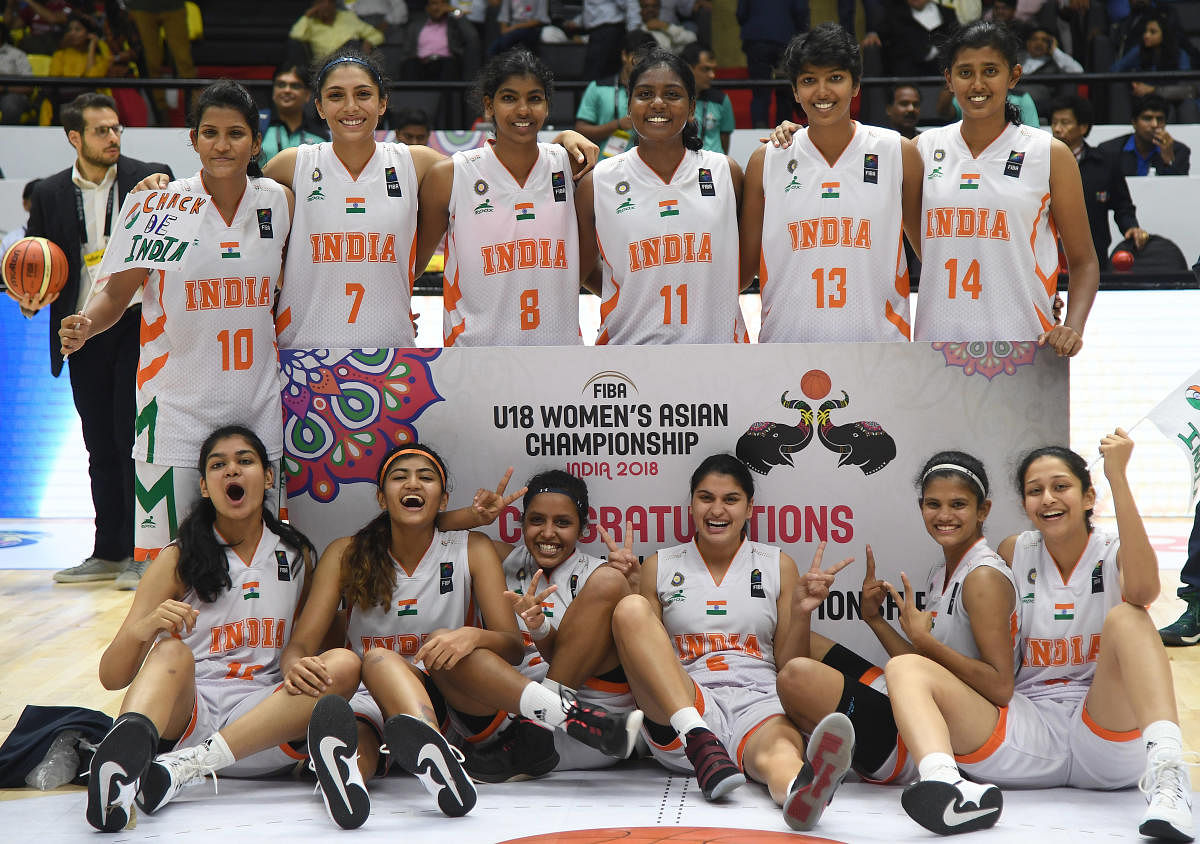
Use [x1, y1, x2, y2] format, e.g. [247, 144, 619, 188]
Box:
[377, 448, 446, 488]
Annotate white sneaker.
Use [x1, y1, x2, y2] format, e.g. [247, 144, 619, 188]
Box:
[135, 743, 220, 814]
[1139, 748, 1198, 842]
[901, 777, 1002, 835]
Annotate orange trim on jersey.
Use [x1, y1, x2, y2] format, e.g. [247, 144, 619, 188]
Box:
[279, 740, 307, 761]
[275, 306, 292, 336]
[757, 248, 768, 297]
[859, 665, 884, 687]
[735, 713, 787, 770]
[179, 698, 200, 743]
[487, 138, 540, 189]
[635, 146, 687, 185]
[862, 733, 910, 784]
[201, 172, 247, 227]
[444, 322, 465, 347]
[332, 143, 378, 183]
[140, 311, 166, 345]
[408, 227, 419, 285]
[584, 676, 631, 694]
[884, 300, 911, 339]
[894, 236, 911, 298]
[955, 705, 1007, 764]
[1081, 705, 1141, 742]
[463, 710, 509, 743]
[136, 353, 169, 389]
[134, 544, 165, 562]
[695, 539, 745, 588]
[1029, 191, 1058, 298]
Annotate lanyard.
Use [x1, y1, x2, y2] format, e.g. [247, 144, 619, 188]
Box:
[74, 180, 116, 243]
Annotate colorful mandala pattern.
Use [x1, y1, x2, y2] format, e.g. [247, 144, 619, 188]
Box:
[932, 341, 1038, 380]
[281, 349, 444, 502]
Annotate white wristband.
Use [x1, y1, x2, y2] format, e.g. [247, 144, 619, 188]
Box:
[527, 619, 551, 641]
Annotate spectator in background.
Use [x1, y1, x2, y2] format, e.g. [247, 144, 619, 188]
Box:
[879, 0, 956, 77]
[683, 42, 732, 153]
[1050, 94, 1147, 268]
[354, 0, 409, 76]
[258, 64, 328, 166]
[1099, 92, 1191, 175]
[392, 105, 431, 144]
[1111, 14, 1199, 122]
[46, 14, 111, 121]
[1017, 23, 1083, 118]
[490, 0, 548, 56]
[578, 0, 641, 81]
[399, 0, 481, 126]
[289, 0, 384, 64]
[639, 0, 694, 53]
[3, 0, 69, 54]
[0, 177, 39, 256]
[574, 28, 655, 156]
[986, 0, 1016, 22]
[659, 0, 711, 47]
[125, 0, 195, 124]
[0, 21, 32, 123]
[737, 0, 808, 128]
[884, 83, 920, 138]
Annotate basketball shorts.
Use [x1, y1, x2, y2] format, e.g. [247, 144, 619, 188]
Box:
[956, 692, 1143, 789]
[173, 677, 304, 777]
[645, 679, 786, 774]
[134, 459, 283, 561]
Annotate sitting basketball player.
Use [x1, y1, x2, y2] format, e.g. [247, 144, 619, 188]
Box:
[84, 425, 363, 832]
[888, 431, 1195, 839]
[609, 453, 856, 831]
[279, 445, 642, 820]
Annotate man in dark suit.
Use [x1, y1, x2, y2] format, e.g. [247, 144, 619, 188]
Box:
[1050, 94, 1149, 268]
[1098, 93, 1191, 177]
[21, 93, 172, 589]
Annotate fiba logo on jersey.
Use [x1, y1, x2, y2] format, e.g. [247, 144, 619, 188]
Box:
[439, 561, 454, 595]
[1004, 151, 1025, 179]
[750, 569, 765, 599]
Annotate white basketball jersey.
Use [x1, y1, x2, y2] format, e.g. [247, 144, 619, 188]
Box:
[345, 528, 473, 663]
[914, 122, 1058, 342]
[759, 123, 910, 342]
[656, 540, 779, 688]
[443, 142, 582, 346]
[276, 142, 419, 348]
[592, 148, 748, 345]
[922, 538, 1019, 664]
[1011, 529, 1121, 702]
[502, 545, 606, 679]
[134, 173, 289, 467]
[174, 522, 306, 684]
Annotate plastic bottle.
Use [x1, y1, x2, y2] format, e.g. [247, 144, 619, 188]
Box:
[25, 729, 83, 790]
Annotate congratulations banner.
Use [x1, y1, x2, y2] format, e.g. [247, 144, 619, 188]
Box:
[280, 341, 1067, 661]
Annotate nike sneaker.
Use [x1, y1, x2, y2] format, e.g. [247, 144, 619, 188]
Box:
[383, 714, 476, 817]
[307, 695, 370, 829]
[902, 777, 1002, 835]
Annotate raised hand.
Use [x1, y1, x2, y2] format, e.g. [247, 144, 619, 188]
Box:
[503, 567, 558, 635]
[885, 572, 932, 644]
[1099, 427, 1134, 482]
[794, 540, 854, 615]
[860, 544, 887, 621]
[599, 521, 639, 587]
[471, 466, 527, 526]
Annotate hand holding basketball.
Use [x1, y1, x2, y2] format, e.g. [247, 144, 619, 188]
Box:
[3, 236, 68, 312]
[59, 311, 94, 357]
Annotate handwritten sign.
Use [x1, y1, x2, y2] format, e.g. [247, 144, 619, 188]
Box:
[97, 189, 208, 277]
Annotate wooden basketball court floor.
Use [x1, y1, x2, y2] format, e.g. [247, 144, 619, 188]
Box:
[0, 517, 1196, 842]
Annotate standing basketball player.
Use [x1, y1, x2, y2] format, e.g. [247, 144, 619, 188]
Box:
[743, 24, 923, 342]
[610, 454, 857, 831]
[914, 21, 1098, 354]
[888, 433, 1195, 840]
[84, 426, 363, 832]
[576, 48, 749, 345]
[417, 49, 583, 346]
[59, 81, 292, 571]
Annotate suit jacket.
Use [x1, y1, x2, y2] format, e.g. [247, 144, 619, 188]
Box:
[1097, 132, 1191, 177]
[25, 155, 172, 377]
[1077, 141, 1139, 265]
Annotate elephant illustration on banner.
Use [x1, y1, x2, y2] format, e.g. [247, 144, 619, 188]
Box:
[735, 392, 815, 475]
[815, 391, 897, 476]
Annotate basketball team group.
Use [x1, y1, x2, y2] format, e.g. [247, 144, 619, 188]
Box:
[11, 14, 1194, 841]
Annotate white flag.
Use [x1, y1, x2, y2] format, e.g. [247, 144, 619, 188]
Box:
[1145, 369, 1200, 505]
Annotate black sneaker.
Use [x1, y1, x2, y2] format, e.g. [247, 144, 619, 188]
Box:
[683, 726, 745, 801]
[563, 701, 643, 759]
[383, 714, 476, 817]
[86, 714, 157, 832]
[459, 718, 560, 783]
[783, 712, 855, 830]
[308, 695, 370, 829]
[1159, 600, 1200, 646]
[902, 778, 1002, 835]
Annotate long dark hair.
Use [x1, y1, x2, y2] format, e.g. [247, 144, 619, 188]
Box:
[940, 20, 1023, 126]
[340, 443, 449, 611]
[1014, 445, 1094, 532]
[1137, 14, 1183, 71]
[177, 425, 313, 604]
[627, 48, 703, 151]
[189, 79, 265, 177]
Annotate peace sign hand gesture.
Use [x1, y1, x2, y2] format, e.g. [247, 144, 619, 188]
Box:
[860, 545, 888, 621]
[471, 467, 528, 526]
[794, 541, 854, 615]
[503, 568, 558, 637]
[884, 572, 932, 645]
[599, 521, 639, 589]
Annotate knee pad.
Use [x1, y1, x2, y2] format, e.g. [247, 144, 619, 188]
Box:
[834, 679, 897, 774]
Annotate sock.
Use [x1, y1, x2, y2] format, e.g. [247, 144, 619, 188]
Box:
[1144, 720, 1183, 759]
[917, 752, 960, 784]
[196, 732, 236, 771]
[519, 681, 567, 730]
[669, 707, 707, 738]
[540, 677, 576, 704]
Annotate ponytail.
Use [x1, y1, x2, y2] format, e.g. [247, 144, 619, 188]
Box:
[681, 117, 703, 151]
[339, 511, 397, 611]
[1004, 99, 1022, 126]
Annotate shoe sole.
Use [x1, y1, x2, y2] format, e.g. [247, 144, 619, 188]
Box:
[114, 579, 141, 591]
[87, 719, 155, 832]
[784, 712, 856, 831]
[384, 714, 477, 817]
[1139, 816, 1196, 841]
[309, 695, 370, 829]
[54, 572, 121, 582]
[707, 770, 747, 800]
[610, 709, 644, 759]
[135, 760, 171, 814]
[901, 780, 1002, 835]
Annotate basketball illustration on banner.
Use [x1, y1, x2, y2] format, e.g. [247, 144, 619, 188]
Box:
[801, 368, 832, 400]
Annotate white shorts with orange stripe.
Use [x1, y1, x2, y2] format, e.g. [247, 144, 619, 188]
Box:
[956, 692, 1143, 789]
[848, 665, 918, 785]
[645, 680, 786, 774]
[174, 677, 304, 777]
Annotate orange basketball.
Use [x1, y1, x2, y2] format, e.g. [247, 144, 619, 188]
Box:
[3, 236, 69, 304]
[800, 369, 832, 401]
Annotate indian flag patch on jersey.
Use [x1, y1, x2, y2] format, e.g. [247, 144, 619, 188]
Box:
[220, 241, 240, 258]
[1054, 602, 1074, 620]
[515, 201, 535, 221]
[345, 196, 367, 214]
[242, 581, 260, 600]
[539, 601, 555, 618]
[959, 173, 981, 190]
[396, 598, 417, 617]
[820, 181, 839, 198]
[658, 198, 679, 217]
[705, 600, 727, 616]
